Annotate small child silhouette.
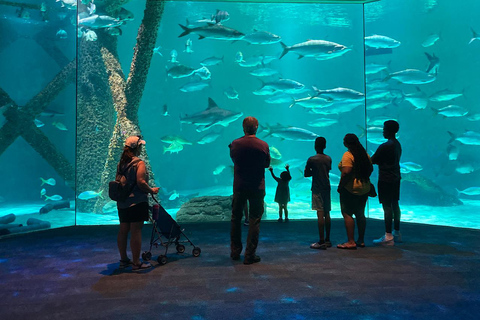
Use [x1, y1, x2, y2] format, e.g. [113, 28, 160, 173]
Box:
[268, 164, 292, 222]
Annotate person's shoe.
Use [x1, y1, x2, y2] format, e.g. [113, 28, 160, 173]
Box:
[393, 230, 402, 243]
[277, 218, 283, 222]
[310, 242, 327, 250]
[373, 235, 394, 246]
[132, 262, 151, 271]
[230, 253, 240, 261]
[119, 258, 132, 269]
[325, 240, 332, 248]
[243, 255, 261, 265]
[284, 218, 289, 222]
[243, 220, 249, 226]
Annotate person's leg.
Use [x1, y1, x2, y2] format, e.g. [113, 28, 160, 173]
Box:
[130, 221, 144, 265]
[355, 195, 367, 244]
[117, 222, 130, 261]
[341, 212, 356, 245]
[392, 201, 401, 231]
[244, 200, 249, 221]
[324, 211, 331, 242]
[244, 191, 265, 262]
[231, 192, 246, 258]
[382, 203, 393, 233]
[278, 204, 283, 220]
[316, 210, 325, 242]
[284, 204, 289, 221]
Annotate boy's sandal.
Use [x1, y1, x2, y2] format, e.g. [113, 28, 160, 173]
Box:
[337, 243, 357, 250]
[132, 262, 151, 271]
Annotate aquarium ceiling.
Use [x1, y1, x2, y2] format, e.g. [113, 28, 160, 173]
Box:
[175, 0, 380, 3]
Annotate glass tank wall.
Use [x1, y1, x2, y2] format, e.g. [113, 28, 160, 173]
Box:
[0, 0, 479, 236]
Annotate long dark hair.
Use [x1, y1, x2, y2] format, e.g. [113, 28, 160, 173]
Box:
[118, 146, 137, 171]
[344, 133, 372, 180]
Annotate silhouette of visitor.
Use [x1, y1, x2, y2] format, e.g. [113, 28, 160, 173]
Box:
[268, 164, 291, 222]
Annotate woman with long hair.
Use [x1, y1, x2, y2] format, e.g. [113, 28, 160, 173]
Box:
[116, 135, 159, 271]
[337, 133, 373, 249]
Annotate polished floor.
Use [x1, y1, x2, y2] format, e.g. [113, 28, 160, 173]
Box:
[1, 218, 479, 320]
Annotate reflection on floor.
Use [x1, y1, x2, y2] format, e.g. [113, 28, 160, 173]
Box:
[1, 220, 479, 319]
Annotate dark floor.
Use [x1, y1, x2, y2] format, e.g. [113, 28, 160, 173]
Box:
[1, 218, 479, 320]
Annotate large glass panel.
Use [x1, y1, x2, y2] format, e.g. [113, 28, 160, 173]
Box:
[75, 0, 366, 224]
[365, 0, 480, 228]
[0, 0, 76, 237]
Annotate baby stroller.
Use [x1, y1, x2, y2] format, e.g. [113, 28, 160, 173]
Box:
[142, 198, 201, 265]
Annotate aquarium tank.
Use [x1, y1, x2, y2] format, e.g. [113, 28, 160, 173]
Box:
[0, 0, 479, 237]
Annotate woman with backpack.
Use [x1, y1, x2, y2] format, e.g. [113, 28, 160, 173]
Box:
[336, 133, 373, 250]
[116, 135, 159, 271]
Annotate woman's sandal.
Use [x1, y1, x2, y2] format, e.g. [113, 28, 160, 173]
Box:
[132, 262, 151, 271]
[337, 243, 357, 250]
[119, 258, 132, 269]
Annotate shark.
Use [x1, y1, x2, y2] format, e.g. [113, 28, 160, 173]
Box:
[180, 98, 243, 132]
[424, 52, 439, 73]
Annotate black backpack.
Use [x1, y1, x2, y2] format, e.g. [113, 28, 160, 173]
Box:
[108, 158, 141, 202]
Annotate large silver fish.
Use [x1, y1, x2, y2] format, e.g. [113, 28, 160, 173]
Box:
[313, 87, 365, 102]
[78, 15, 122, 29]
[290, 96, 332, 109]
[263, 124, 319, 141]
[279, 40, 349, 59]
[260, 79, 305, 94]
[384, 69, 436, 84]
[242, 30, 281, 45]
[448, 131, 480, 145]
[180, 98, 243, 132]
[432, 105, 468, 118]
[365, 35, 401, 49]
[178, 24, 244, 40]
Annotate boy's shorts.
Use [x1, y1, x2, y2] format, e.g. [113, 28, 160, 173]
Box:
[312, 190, 331, 212]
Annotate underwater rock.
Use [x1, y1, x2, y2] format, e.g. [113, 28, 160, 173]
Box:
[0, 213, 16, 224]
[401, 172, 462, 206]
[176, 195, 233, 223]
[39, 200, 70, 214]
[0, 216, 50, 236]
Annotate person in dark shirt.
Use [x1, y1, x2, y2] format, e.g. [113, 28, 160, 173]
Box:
[268, 164, 291, 222]
[371, 120, 402, 246]
[304, 137, 332, 250]
[229, 116, 270, 265]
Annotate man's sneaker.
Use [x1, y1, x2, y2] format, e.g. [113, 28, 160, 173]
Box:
[310, 242, 327, 250]
[373, 235, 394, 246]
[393, 230, 402, 243]
[243, 255, 261, 265]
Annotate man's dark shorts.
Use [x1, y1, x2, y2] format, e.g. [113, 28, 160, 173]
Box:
[378, 180, 400, 204]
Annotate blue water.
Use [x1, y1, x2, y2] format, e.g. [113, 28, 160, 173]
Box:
[0, 0, 479, 235]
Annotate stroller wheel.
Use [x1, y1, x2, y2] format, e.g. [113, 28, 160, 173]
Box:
[142, 251, 152, 261]
[176, 244, 186, 253]
[192, 247, 201, 257]
[157, 255, 167, 265]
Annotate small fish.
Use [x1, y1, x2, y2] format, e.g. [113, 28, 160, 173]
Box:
[467, 113, 480, 121]
[44, 194, 63, 201]
[366, 63, 388, 75]
[265, 94, 294, 105]
[160, 135, 193, 145]
[448, 131, 480, 146]
[34, 119, 45, 128]
[184, 38, 193, 53]
[422, 33, 440, 47]
[432, 105, 468, 118]
[56, 29, 68, 39]
[365, 34, 401, 49]
[163, 141, 184, 154]
[153, 46, 163, 56]
[429, 89, 463, 102]
[469, 27, 480, 45]
[102, 201, 117, 213]
[88, 2, 96, 15]
[40, 177, 56, 186]
[52, 121, 68, 131]
[200, 56, 224, 67]
[242, 30, 281, 45]
[455, 164, 474, 174]
[212, 9, 230, 24]
[270, 146, 282, 160]
[117, 7, 134, 21]
[169, 190, 180, 200]
[307, 118, 339, 128]
[197, 132, 221, 144]
[170, 49, 178, 63]
[250, 67, 279, 77]
[213, 165, 226, 175]
[194, 66, 211, 80]
[235, 51, 243, 63]
[166, 64, 195, 78]
[400, 162, 423, 172]
[446, 144, 459, 161]
[179, 81, 209, 92]
[162, 104, 169, 116]
[78, 191, 103, 200]
[456, 187, 480, 196]
[224, 87, 239, 99]
[40, 188, 46, 198]
[83, 29, 98, 42]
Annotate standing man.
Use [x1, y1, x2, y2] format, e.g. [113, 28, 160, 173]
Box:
[372, 120, 402, 246]
[304, 137, 332, 250]
[229, 116, 270, 265]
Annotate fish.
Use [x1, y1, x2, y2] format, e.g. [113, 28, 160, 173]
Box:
[52, 121, 68, 131]
[224, 87, 239, 99]
[178, 24, 245, 41]
[194, 66, 211, 80]
[448, 131, 480, 145]
[105, 27, 122, 36]
[213, 165, 226, 175]
[310, 100, 363, 115]
[307, 118, 338, 128]
[432, 105, 468, 118]
[180, 97, 243, 132]
[166, 64, 196, 79]
[455, 164, 474, 174]
[179, 81, 209, 92]
[368, 116, 398, 127]
[102, 201, 117, 213]
[467, 113, 480, 121]
[200, 56, 224, 66]
[78, 14, 123, 29]
[250, 67, 279, 77]
[78, 191, 103, 200]
[400, 162, 423, 172]
[117, 7, 134, 21]
[56, 29, 67, 39]
[265, 93, 294, 104]
[425, 52, 439, 73]
[40, 178, 56, 186]
[401, 172, 462, 206]
[242, 30, 281, 45]
[253, 87, 277, 96]
[44, 194, 63, 201]
[153, 46, 163, 56]
[422, 33, 440, 47]
[260, 79, 305, 94]
[235, 51, 243, 63]
[313, 87, 364, 102]
[366, 99, 392, 110]
[279, 40, 349, 60]
[290, 96, 332, 109]
[238, 55, 265, 67]
[456, 187, 480, 196]
[403, 88, 428, 110]
[160, 135, 193, 145]
[83, 30, 97, 41]
[212, 9, 230, 24]
[366, 89, 391, 100]
[88, 2, 96, 15]
[163, 141, 184, 154]
[446, 144, 459, 161]
[468, 27, 480, 45]
[263, 124, 319, 141]
[170, 49, 178, 63]
[184, 38, 193, 53]
[270, 146, 282, 160]
[162, 104, 169, 116]
[384, 69, 436, 85]
[365, 63, 388, 75]
[365, 35, 401, 49]
[169, 190, 180, 200]
[40, 188, 46, 198]
[34, 119, 45, 128]
[197, 132, 221, 144]
[429, 89, 463, 102]
[56, 0, 77, 10]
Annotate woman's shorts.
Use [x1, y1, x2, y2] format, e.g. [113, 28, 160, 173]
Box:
[378, 180, 400, 204]
[118, 202, 149, 223]
[312, 190, 331, 212]
[340, 190, 368, 217]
